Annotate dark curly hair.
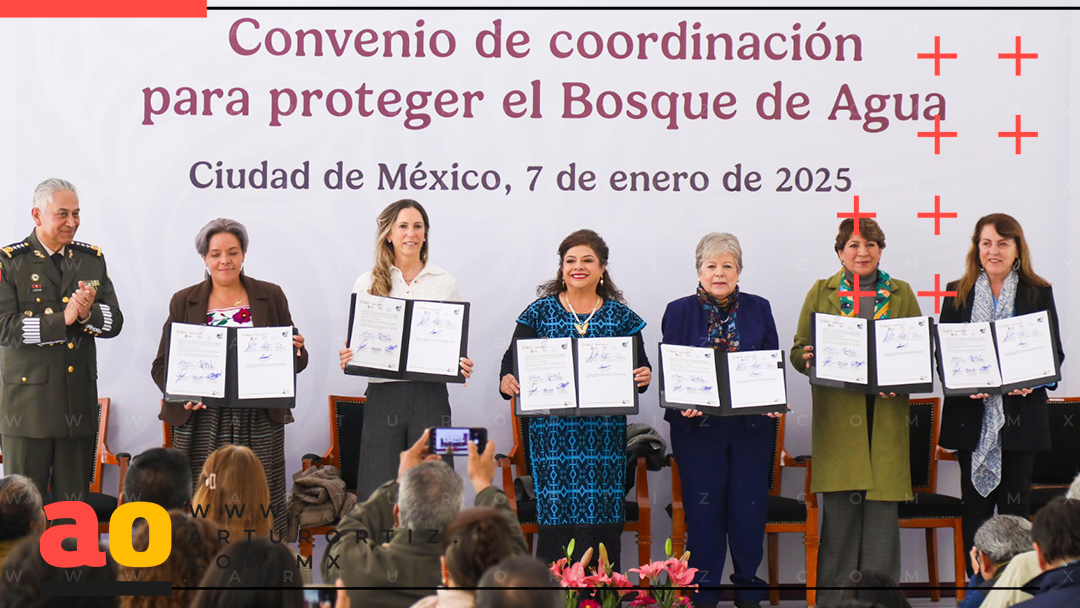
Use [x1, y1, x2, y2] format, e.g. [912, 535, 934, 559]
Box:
[537, 229, 625, 303]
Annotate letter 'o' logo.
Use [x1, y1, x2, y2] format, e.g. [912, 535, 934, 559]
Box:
[40, 501, 172, 568]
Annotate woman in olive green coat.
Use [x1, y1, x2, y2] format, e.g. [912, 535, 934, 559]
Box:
[790, 218, 921, 607]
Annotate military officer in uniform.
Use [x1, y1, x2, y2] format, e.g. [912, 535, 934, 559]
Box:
[0, 178, 123, 501]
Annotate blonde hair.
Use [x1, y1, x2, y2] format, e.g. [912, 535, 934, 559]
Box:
[192, 445, 273, 540]
[370, 199, 430, 297]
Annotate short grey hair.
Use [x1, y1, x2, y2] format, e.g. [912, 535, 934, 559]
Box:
[32, 178, 77, 212]
[974, 515, 1032, 565]
[194, 218, 249, 256]
[0, 474, 44, 541]
[397, 461, 464, 532]
[695, 232, 744, 272]
[1067, 472, 1080, 500]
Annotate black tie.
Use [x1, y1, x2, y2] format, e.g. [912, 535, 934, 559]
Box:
[51, 252, 63, 276]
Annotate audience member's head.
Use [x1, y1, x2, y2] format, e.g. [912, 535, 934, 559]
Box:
[0, 536, 119, 608]
[475, 556, 561, 608]
[972, 514, 1032, 579]
[123, 448, 192, 510]
[120, 511, 223, 608]
[1067, 471, 1080, 500]
[192, 444, 273, 540]
[1031, 496, 1080, 571]
[441, 507, 517, 589]
[396, 460, 464, 531]
[839, 570, 912, 608]
[190, 537, 302, 608]
[0, 475, 45, 545]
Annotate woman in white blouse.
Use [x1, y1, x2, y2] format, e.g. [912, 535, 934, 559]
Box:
[339, 199, 474, 498]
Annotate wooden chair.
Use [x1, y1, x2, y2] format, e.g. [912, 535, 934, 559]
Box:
[898, 397, 965, 602]
[667, 415, 819, 607]
[497, 398, 652, 567]
[296, 395, 365, 563]
[1031, 397, 1080, 513]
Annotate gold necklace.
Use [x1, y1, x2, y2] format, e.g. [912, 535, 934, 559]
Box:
[564, 293, 601, 336]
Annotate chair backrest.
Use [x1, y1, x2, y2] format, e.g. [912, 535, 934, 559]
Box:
[508, 400, 533, 475]
[1032, 397, 1080, 488]
[908, 398, 942, 493]
[90, 398, 110, 494]
[328, 395, 365, 494]
[767, 415, 783, 496]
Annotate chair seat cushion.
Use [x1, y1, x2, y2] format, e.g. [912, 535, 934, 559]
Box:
[85, 492, 118, 524]
[766, 495, 808, 524]
[514, 499, 639, 525]
[899, 492, 962, 520]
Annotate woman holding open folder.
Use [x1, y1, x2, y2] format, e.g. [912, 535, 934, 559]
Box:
[938, 213, 1064, 573]
[661, 232, 779, 608]
[338, 199, 474, 500]
[151, 217, 309, 539]
[790, 217, 921, 606]
[498, 228, 652, 567]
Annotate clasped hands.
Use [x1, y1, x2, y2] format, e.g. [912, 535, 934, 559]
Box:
[63, 281, 97, 326]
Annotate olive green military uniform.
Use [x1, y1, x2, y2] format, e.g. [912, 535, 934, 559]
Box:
[0, 231, 123, 500]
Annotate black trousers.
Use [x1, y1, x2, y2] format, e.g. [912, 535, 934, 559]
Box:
[356, 382, 452, 500]
[956, 449, 1036, 576]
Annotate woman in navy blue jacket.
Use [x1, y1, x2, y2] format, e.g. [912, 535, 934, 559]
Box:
[662, 232, 780, 608]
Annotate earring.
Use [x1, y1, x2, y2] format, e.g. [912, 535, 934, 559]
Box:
[600, 277, 605, 287]
[1012, 258, 1021, 271]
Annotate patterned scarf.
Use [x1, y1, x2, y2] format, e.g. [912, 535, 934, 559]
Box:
[838, 269, 893, 319]
[970, 270, 1019, 497]
[698, 283, 740, 352]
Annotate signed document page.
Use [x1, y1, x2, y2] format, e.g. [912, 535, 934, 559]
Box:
[814, 314, 869, 385]
[995, 311, 1057, 386]
[727, 350, 787, 409]
[516, 338, 577, 412]
[577, 337, 636, 409]
[237, 327, 295, 399]
[166, 323, 227, 399]
[347, 294, 407, 372]
[874, 317, 933, 388]
[405, 301, 466, 377]
[937, 322, 1002, 390]
[659, 344, 720, 407]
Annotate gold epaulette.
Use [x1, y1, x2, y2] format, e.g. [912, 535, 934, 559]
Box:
[0, 241, 31, 259]
[69, 241, 103, 257]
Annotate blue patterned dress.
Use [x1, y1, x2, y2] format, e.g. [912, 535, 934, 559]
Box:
[510, 296, 647, 563]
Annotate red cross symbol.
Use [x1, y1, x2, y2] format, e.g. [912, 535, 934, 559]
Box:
[917, 274, 957, 314]
[917, 36, 958, 76]
[838, 285, 878, 315]
[917, 195, 958, 236]
[917, 115, 958, 154]
[998, 115, 1038, 154]
[836, 195, 877, 236]
[999, 36, 1038, 76]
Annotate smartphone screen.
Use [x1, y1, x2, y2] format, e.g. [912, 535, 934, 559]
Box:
[430, 427, 486, 455]
[432, 427, 472, 455]
[302, 587, 337, 607]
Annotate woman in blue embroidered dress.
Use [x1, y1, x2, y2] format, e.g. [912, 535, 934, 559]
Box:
[498, 229, 652, 566]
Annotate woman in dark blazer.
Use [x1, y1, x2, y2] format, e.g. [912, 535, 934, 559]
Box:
[938, 213, 1064, 572]
[662, 232, 779, 608]
[151, 218, 308, 539]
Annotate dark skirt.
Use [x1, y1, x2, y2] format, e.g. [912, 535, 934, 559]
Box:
[172, 406, 287, 539]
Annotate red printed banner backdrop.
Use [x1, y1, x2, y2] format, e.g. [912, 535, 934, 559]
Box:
[0, 0, 205, 18]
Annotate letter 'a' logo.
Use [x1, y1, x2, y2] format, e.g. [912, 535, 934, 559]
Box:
[40, 501, 172, 568]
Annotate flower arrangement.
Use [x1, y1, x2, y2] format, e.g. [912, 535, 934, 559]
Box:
[550, 538, 696, 608]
